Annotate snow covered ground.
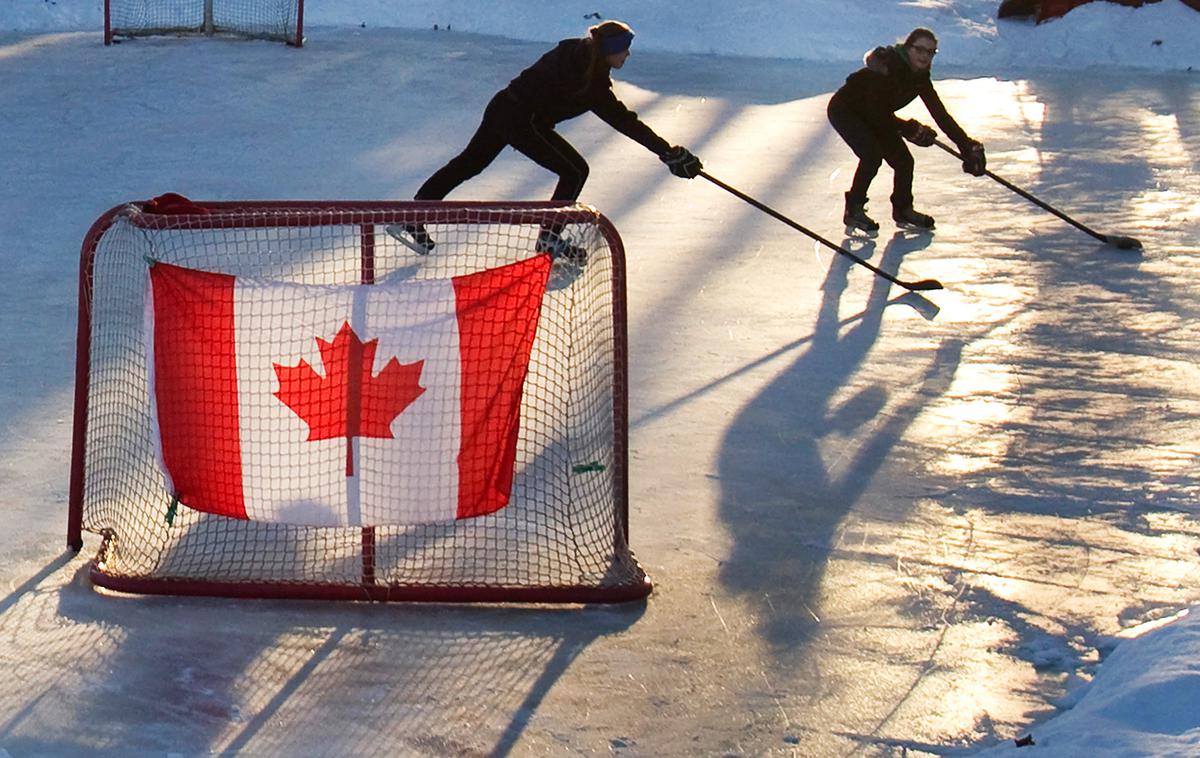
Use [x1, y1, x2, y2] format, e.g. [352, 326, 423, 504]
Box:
[8, 0, 1200, 71]
[0, 1, 1198, 755]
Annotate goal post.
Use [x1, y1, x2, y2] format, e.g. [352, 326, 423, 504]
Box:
[104, 0, 305, 47]
[67, 198, 650, 603]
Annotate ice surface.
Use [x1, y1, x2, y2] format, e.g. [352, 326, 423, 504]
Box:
[0, 1, 1198, 756]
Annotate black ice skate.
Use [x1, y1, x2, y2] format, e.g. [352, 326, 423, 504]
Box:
[385, 223, 436, 255]
[536, 230, 588, 267]
[892, 206, 935, 231]
[843, 197, 880, 237]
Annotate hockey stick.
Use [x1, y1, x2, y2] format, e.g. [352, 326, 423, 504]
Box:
[699, 171, 943, 291]
[933, 139, 1142, 250]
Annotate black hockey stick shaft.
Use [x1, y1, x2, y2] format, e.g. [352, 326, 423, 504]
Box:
[698, 171, 943, 291]
[933, 139, 1141, 250]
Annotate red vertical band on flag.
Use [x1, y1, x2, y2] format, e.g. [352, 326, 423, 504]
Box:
[452, 254, 552, 519]
[150, 263, 247, 519]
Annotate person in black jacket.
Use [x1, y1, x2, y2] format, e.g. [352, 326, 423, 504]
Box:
[389, 20, 702, 258]
[827, 27, 986, 234]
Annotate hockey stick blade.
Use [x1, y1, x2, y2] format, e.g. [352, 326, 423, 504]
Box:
[1105, 234, 1143, 251]
[904, 278, 944, 291]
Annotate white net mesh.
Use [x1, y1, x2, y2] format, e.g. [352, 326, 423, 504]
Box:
[71, 201, 648, 602]
[107, 0, 302, 45]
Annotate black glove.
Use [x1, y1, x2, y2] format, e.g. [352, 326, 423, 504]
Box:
[661, 146, 702, 179]
[899, 119, 937, 147]
[959, 139, 987, 176]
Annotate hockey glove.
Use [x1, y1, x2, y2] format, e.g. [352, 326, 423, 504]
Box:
[661, 146, 703, 179]
[959, 140, 987, 176]
[899, 119, 937, 147]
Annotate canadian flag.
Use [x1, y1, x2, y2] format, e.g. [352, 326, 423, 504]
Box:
[146, 255, 551, 527]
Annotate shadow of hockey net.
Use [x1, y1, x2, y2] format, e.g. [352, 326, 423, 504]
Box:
[67, 200, 650, 603]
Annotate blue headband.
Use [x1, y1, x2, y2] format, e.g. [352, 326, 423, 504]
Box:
[599, 30, 634, 56]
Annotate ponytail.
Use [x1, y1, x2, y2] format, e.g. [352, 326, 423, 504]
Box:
[579, 20, 635, 93]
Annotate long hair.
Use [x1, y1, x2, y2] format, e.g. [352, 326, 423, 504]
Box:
[579, 20, 634, 93]
[903, 27, 937, 48]
[589, 19, 633, 42]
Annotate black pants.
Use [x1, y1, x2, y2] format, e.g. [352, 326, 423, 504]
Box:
[827, 99, 914, 211]
[415, 90, 589, 203]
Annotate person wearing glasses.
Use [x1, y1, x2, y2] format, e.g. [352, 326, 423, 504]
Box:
[388, 19, 702, 260]
[827, 27, 986, 235]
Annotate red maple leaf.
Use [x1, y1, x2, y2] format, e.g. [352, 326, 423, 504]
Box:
[273, 322, 426, 455]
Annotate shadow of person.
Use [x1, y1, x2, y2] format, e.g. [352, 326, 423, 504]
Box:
[715, 231, 957, 652]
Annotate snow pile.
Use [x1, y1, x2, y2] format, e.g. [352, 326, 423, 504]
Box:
[976, 610, 1200, 755]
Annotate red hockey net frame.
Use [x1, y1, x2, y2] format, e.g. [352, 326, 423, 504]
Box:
[104, 0, 305, 47]
[67, 200, 650, 603]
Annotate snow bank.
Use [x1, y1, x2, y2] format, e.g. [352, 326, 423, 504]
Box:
[1, 0, 1197, 71]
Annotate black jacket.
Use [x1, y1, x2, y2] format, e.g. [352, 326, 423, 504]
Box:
[504, 38, 671, 156]
[829, 44, 971, 148]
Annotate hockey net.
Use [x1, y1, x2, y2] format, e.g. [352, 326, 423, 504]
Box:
[68, 199, 649, 603]
[105, 0, 304, 46]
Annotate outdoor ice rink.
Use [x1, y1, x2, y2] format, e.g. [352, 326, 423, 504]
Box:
[1, 25, 1198, 756]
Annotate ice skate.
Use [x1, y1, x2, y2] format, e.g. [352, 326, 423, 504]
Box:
[536, 230, 588, 267]
[385, 223, 436, 255]
[892, 206, 935, 231]
[843, 196, 880, 238]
